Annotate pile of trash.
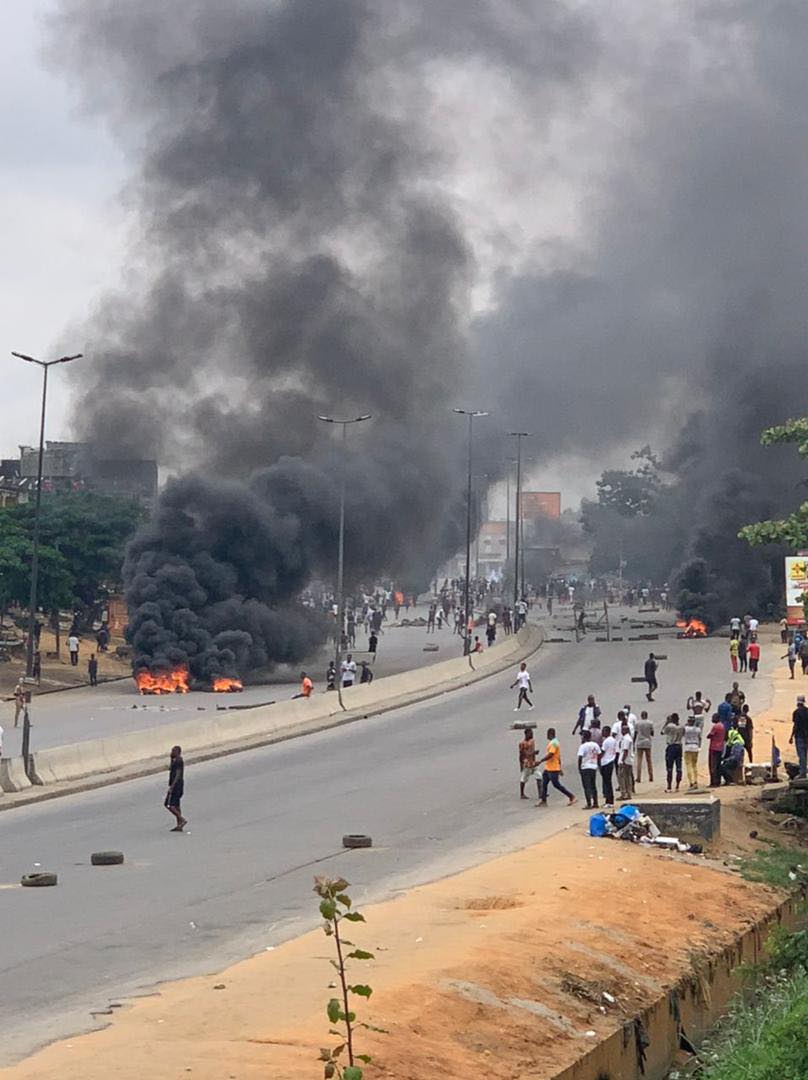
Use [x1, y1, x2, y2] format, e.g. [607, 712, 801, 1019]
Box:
[589, 805, 703, 854]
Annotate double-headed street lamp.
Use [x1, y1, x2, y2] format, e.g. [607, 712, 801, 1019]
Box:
[453, 408, 488, 656]
[317, 413, 371, 708]
[508, 431, 532, 615]
[12, 350, 82, 773]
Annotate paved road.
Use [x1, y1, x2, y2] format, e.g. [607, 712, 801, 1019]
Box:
[1, 605, 466, 756]
[0, 631, 771, 1066]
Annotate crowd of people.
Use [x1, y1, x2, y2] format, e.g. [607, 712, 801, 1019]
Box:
[513, 653, 808, 810]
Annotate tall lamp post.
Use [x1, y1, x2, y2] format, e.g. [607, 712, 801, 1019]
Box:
[317, 413, 371, 708]
[453, 408, 488, 656]
[12, 350, 82, 774]
[508, 431, 532, 620]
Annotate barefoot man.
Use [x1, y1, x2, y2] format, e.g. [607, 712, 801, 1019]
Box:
[165, 745, 187, 832]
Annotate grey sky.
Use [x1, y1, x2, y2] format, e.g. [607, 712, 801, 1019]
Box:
[0, 1, 126, 458]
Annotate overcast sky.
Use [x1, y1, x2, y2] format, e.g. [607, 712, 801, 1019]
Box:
[0, 1, 127, 459]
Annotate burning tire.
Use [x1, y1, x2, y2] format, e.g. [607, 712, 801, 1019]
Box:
[342, 834, 373, 849]
[91, 851, 124, 866]
[21, 872, 58, 887]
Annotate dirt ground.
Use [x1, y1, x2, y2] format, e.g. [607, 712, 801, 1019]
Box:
[2, 629, 805, 1080]
[0, 625, 130, 700]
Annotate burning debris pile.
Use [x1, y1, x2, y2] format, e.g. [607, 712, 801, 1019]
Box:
[676, 619, 708, 639]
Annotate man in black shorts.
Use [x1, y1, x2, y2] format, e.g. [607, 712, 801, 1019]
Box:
[165, 745, 187, 832]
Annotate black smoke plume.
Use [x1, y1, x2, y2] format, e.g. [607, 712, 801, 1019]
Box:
[50, 2, 808, 653]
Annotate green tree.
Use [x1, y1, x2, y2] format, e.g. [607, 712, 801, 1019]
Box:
[9, 493, 143, 610]
[739, 418, 808, 549]
[595, 446, 663, 518]
[0, 511, 74, 619]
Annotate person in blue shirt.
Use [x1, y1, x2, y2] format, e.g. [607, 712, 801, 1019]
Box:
[717, 694, 735, 732]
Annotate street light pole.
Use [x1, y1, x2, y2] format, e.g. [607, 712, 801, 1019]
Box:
[12, 350, 82, 775]
[318, 413, 371, 709]
[508, 432, 532, 621]
[453, 408, 488, 657]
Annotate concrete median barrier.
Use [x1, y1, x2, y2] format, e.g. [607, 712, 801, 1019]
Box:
[13, 622, 543, 797]
[0, 757, 33, 792]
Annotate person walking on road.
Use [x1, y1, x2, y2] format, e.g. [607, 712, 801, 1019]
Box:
[616, 721, 635, 801]
[518, 727, 540, 801]
[644, 653, 658, 701]
[573, 694, 600, 735]
[88, 653, 99, 687]
[326, 661, 337, 691]
[747, 638, 761, 678]
[164, 745, 187, 832]
[789, 695, 808, 778]
[536, 727, 576, 807]
[634, 710, 654, 782]
[12, 680, 25, 727]
[662, 712, 685, 792]
[800, 638, 808, 676]
[511, 662, 534, 711]
[577, 731, 601, 809]
[68, 632, 80, 667]
[783, 641, 797, 679]
[360, 660, 374, 684]
[599, 724, 617, 807]
[707, 713, 726, 787]
[683, 715, 702, 789]
[738, 635, 748, 673]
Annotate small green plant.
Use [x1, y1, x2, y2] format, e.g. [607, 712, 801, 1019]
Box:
[740, 841, 807, 889]
[314, 876, 381, 1079]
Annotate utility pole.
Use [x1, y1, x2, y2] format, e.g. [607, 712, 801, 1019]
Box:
[11, 350, 82, 776]
[508, 432, 532, 618]
[317, 413, 371, 708]
[453, 409, 488, 657]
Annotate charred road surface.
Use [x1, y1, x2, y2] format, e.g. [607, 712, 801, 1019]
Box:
[0, 635, 770, 1065]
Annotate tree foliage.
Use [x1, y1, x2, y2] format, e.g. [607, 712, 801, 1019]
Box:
[0, 493, 143, 616]
[595, 446, 662, 518]
[740, 419, 808, 549]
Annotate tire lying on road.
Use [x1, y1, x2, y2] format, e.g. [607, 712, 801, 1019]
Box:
[21, 872, 58, 887]
[91, 851, 125, 866]
[342, 834, 372, 849]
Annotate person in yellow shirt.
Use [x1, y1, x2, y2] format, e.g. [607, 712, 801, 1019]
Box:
[729, 637, 739, 673]
[536, 727, 576, 807]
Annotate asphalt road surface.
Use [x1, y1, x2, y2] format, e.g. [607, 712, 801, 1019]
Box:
[1, 607, 463, 756]
[0, 633, 773, 1065]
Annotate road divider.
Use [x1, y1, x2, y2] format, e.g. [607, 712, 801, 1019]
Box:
[0, 622, 542, 804]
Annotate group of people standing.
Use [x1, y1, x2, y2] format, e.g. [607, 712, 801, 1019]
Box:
[728, 614, 761, 676]
[512, 665, 765, 810]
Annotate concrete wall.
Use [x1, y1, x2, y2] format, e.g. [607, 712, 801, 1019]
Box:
[15, 623, 542, 790]
[631, 797, 721, 844]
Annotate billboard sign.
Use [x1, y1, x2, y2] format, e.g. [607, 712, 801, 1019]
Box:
[785, 555, 808, 624]
[519, 491, 561, 520]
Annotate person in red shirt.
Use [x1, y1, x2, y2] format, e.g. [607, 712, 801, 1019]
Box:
[747, 640, 761, 678]
[707, 713, 726, 787]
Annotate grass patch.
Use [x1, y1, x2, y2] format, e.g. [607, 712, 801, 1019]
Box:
[694, 969, 808, 1080]
[740, 842, 807, 889]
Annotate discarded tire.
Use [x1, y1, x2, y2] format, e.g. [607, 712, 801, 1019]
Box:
[21, 872, 58, 887]
[342, 834, 372, 849]
[91, 851, 124, 866]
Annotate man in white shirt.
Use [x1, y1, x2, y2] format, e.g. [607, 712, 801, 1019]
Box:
[730, 616, 741, 636]
[617, 721, 635, 801]
[599, 725, 618, 807]
[577, 734, 601, 808]
[623, 705, 638, 736]
[68, 633, 80, 667]
[748, 616, 759, 635]
[340, 654, 357, 688]
[510, 662, 534, 711]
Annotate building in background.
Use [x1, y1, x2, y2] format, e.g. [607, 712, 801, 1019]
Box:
[16, 441, 157, 504]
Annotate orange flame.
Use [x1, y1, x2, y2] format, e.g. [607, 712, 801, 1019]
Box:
[135, 666, 190, 695]
[676, 618, 708, 637]
[212, 677, 243, 693]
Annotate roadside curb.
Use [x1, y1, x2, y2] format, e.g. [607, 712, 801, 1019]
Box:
[0, 624, 544, 812]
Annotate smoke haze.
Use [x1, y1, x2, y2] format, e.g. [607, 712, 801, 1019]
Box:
[49, 1, 808, 661]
